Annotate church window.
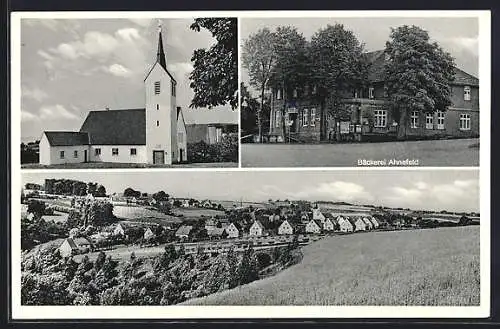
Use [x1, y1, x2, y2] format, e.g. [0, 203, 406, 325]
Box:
[156, 120, 160, 127]
[73, 150, 78, 158]
[275, 111, 281, 127]
[178, 132, 184, 143]
[369, 87, 374, 99]
[276, 89, 282, 100]
[95, 148, 101, 156]
[130, 148, 137, 156]
[154, 81, 161, 95]
[303, 109, 309, 126]
[171, 81, 176, 96]
[112, 148, 119, 156]
[59, 151, 65, 159]
[156, 104, 159, 110]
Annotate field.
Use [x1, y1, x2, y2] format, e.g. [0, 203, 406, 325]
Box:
[113, 205, 181, 224]
[241, 138, 479, 167]
[184, 226, 480, 306]
[173, 207, 225, 218]
[21, 162, 238, 169]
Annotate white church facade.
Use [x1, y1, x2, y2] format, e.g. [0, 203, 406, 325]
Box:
[39, 27, 188, 166]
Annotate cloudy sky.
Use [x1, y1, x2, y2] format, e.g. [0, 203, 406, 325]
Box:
[22, 170, 479, 212]
[241, 17, 479, 96]
[19, 18, 238, 142]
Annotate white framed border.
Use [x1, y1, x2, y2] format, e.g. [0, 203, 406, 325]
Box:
[10, 10, 491, 320]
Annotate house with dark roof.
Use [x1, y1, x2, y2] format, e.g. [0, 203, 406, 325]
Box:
[39, 26, 188, 165]
[268, 47, 479, 142]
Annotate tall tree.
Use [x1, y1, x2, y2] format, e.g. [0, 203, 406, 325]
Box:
[309, 24, 368, 140]
[270, 26, 309, 140]
[384, 25, 455, 139]
[189, 18, 238, 109]
[242, 28, 276, 142]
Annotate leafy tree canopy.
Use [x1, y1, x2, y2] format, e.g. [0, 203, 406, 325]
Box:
[189, 18, 238, 110]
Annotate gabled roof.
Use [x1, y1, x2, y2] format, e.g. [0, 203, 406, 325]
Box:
[207, 227, 225, 237]
[364, 49, 479, 86]
[251, 220, 265, 230]
[308, 219, 322, 228]
[452, 67, 479, 86]
[43, 131, 89, 146]
[144, 61, 177, 84]
[175, 225, 193, 236]
[79, 108, 146, 145]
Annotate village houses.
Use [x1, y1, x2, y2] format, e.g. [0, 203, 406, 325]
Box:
[58, 237, 92, 257]
[305, 219, 322, 234]
[224, 222, 240, 239]
[249, 220, 267, 237]
[337, 216, 354, 232]
[278, 220, 294, 235]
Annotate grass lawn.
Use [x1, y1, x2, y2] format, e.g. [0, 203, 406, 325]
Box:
[241, 138, 479, 167]
[21, 161, 238, 169]
[183, 226, 480, 306]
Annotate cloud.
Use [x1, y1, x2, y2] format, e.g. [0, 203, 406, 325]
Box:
[21, 110, 37, 121]
[128, 18, 153, 27]
[382, 178, 479, 212]
[22, 86, 49, 102]
[294, 181, 374, 202]
[167, 62, 194, 77]
[39, 104, 79, 120]
[24, 19, 60, 31]
[105, 63, 133, 77]
[415, 181, 428, 190]
[116, 28, 141, 42]
[44, 28, 149, 78]
[55, 43, 79, 60]
[37, 50, 54, 61]
[391, 187, 423, 199]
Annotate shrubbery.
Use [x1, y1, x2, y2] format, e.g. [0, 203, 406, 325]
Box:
[187, 134, 238, 163]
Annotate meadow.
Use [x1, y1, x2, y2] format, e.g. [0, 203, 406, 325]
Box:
[184, 226, 480, 306]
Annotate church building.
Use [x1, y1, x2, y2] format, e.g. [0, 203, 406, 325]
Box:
[39, 26, 188, 165]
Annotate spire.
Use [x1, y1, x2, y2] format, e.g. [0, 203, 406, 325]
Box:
[156, 20, 167, 70]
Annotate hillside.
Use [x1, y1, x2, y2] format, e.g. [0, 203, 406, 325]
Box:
[183, 226, 480, 306]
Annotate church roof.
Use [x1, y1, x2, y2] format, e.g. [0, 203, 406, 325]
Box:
[43, 131, 89, 146]
[79, 108, 146, 145]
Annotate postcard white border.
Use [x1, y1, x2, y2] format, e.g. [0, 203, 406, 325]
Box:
[11, 10, 491, 320]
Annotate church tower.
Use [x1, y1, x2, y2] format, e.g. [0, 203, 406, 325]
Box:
[144, 22, 178, 165]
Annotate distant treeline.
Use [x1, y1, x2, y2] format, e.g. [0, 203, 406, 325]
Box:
[44, 179, 106, 197]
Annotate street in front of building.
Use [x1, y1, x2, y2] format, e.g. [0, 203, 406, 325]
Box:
[241, 138, 479, 167]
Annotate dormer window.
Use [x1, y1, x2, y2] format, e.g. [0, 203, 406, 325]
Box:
[154, 81, 161, 95]
[464, 86, 471, 101]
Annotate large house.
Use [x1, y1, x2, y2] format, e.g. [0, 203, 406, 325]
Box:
[268, 49, 479, 142]
[278, 220, 294, 235]
[39, 27, 188, 165]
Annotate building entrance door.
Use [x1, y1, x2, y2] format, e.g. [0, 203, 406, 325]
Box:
[288, 113, 298, 132]
[179, 149, 184, 162]
[153, 151, 165, 164]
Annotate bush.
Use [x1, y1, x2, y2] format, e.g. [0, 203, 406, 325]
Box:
[187, 134, 238, 163]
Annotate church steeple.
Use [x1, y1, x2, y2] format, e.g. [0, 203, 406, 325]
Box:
[156, 21, 167, 70]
